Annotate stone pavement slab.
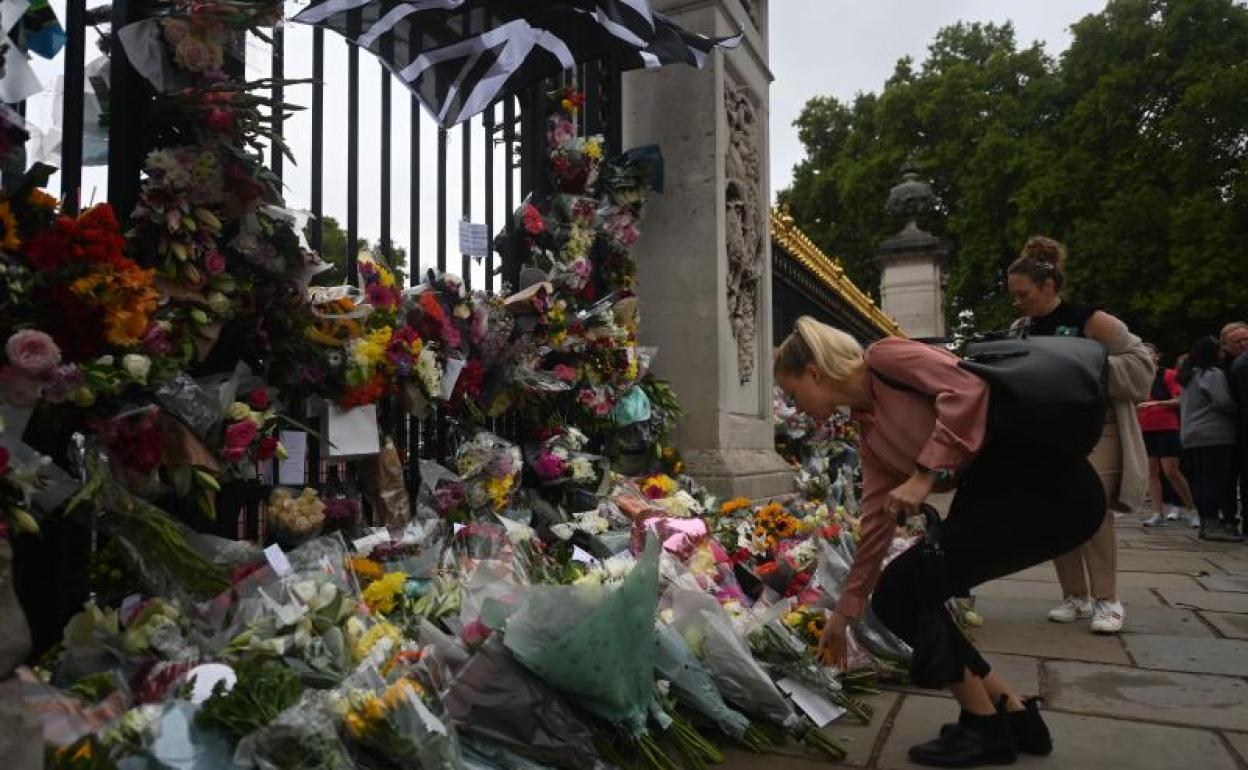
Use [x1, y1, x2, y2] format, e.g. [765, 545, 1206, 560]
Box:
[1206, 553, 1248, 575]
[887, 653, 1041, 701]
[1114, 604, 1214, 638]
[1226, 732, 1248, 765]
[1158, 588, 1248, 613]
[967, 598, 1131, 664]
[1203, 611, 1248, 639]
[1003, 565, 1204, 590]
[1197, 574, 1248, 593]
[1122, 634, 1248, 676]
[1116, 551, 1220, 573]
[876, 694, 1239, 770]
[973, 578, 1164, 607]
[1044, 659, 1248, 731]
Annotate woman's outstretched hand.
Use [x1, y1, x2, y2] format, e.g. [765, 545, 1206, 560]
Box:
[817, 610, 850, 670]
[886, 471, 936, 521]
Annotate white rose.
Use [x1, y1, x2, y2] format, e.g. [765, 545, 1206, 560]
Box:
[121, 354, 151, 384]
[226, 402, 252, 422]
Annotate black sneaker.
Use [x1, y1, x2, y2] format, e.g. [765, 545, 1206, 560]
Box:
[910, 712, 1017, 768]
[1201, 521, 1240, 542]
[940, 697, 1051, 756]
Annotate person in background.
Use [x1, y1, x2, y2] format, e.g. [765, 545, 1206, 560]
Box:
[1139, 344, 1197, 527]
[1219, 322, 1248, 538]
[1006, 236, 1154, 634]
[775, 317, 1103, 767]
[1178, 336, 1240, 542]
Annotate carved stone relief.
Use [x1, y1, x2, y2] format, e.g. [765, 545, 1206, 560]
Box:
[725, 77, 762, 384]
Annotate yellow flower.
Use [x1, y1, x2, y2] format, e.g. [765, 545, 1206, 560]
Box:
[353, 620, 402, 663]
[783, 611, 804, 628]
[362, 572, 407, 614]
[485, 475, 515, 511]
[584, 138, 603, 160]
[349, 556, 384, 582]
[721, 497, 750, 515]
[0, 201, 19, 251]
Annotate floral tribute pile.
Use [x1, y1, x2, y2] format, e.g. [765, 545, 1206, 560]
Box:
[0, 1, 916, 768]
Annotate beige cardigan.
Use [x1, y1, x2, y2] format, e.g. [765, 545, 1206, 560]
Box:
[1100, 316, 1155, 512]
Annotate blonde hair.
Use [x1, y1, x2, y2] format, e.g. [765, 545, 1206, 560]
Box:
[774, 316, 864, 382]
[1220, 321, 1248, 347]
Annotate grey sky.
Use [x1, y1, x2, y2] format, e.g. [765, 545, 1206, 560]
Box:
[768, 0, 1109, 200]
[25, 1, 1107, 281]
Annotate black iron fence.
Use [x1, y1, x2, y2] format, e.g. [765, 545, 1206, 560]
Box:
[6, 1, 622, 535]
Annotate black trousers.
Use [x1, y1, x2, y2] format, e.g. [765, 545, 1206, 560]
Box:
[871, 446, 1105, 686]
[1190, 445, 1235, 526]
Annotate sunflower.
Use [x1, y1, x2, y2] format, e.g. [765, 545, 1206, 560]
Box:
[27, 189, 59, 211]
[0, 201, 20, 251]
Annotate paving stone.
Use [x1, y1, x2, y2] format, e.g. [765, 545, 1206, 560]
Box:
[718, 690, 900, 769]
[1158, 589, 1248, 614]
[1226, 732, 1248, 765]
[1203, 612, 1248, 639]
[1206, 554, 1248, 575]
[1045, 659, 1248, 731]
[1116, 604, 1214, 638]
[1004, 565, 1204, 590]
[1123, 634, 1248, 676]
[876, 694, 1239, 770]
[1117, 551, 1221, 573]
[1197, 574, 1248, 593]
[973, 578, 1164, 606]
[887, 653, 1041, 701]
[965, 598, 1131, 664]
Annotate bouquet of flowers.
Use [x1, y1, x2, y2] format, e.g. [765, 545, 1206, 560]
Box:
[527, 427, 601, 488]
[454, 431, 522, 514]
[267, 487, 326, 545]
[335, 666, 462, 770]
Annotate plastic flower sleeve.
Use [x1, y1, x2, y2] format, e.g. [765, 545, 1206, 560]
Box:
[444, 637, 603, 770]
[335, 665, 462, 770]
[814, 537, 911, 664]
[503, 534, 661, 734]
[666, 586, 800, 730]
[654, 624, 752, 742]
[233, 690, 353, 770]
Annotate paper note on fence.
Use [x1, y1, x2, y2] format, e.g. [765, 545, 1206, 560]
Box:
[458, 220, 490, 258]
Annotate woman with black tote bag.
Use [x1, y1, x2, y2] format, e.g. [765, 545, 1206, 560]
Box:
[775, 317, 1104, 767]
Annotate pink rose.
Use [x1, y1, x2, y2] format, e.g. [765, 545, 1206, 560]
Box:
[570, 257, 592, 278]
[222, 445, 248, 463]
[204, 250, 227, 276]
[224, 419, 258, 450]
[460, 620, 492, 649]
[5, 329, 61, 375]
[533, 450, 568, 481]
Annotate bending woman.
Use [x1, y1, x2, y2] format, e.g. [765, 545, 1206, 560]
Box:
[775, 317, 1104, 768]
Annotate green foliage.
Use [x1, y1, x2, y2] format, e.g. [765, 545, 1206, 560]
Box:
[779, 0, 1248, 354]
[195, 661, 304, 742]
[311, 215, 409, 286]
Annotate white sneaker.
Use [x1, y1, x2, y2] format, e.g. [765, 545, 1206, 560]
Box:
[1143, 512, 1166, 527]
[1190, 512, 1201, 528]
[1165, 506, 1180, 521]
[1048, 596, 1093, 623]
[1091, 600, 1125, 634]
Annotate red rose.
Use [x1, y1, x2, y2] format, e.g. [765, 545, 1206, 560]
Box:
[255, 435, 279, 461]
[206, 108, 234, 133]
[248, 389, 270, 411]
[224, 419, 258, 449]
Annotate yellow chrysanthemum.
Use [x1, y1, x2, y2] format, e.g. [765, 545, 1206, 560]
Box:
[353, 620, 402, 663]
[0, 201, 19, 252]
[362, 571, 407, 614]
[486, 475, 515, 511]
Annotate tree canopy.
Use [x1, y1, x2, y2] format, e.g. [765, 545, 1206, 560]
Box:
[778, 0, 1248, 355]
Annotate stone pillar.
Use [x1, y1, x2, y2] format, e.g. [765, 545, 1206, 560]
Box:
[875, 165, 949, 339]
[623, 0, 792, 499]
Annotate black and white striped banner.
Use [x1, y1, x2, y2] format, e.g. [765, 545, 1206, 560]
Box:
[291, 0, 742, 127]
